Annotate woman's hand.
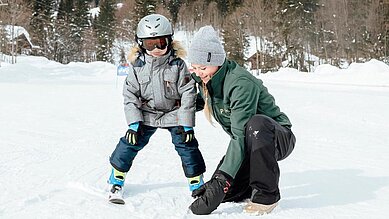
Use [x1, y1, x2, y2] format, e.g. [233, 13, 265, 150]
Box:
[189, 171, 232, 215]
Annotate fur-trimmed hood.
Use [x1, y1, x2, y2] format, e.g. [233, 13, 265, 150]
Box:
[127, 40, 187, 64]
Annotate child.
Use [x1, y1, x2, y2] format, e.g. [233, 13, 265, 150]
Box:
[107, 14, 206, 204]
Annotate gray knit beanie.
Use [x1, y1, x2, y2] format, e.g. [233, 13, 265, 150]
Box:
[188, 25, 226, 66]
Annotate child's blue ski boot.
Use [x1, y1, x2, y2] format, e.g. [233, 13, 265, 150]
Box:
[188, 174, 204, 191]
[108, 167, 126, 204]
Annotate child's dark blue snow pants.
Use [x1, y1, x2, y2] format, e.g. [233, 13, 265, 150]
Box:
[109, 125, 206, 178]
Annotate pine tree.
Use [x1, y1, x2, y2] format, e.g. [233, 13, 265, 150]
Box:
[223, 15, 249, 66]
[30, 0, 56, 59]
[368, 0, 388, 61]
[54, 0, 73, 63]
[0, 26, 7, 58]
[345, 0, 370, 62]
[95, 0, 116, 62]
[74, 0, 90, 31]
[73, 0, 91, 61]
[64, 0, 75, 15]
[133, 0, 157, 28]
[52, 28, 70, 63]
[214, 0, 243, 17]
[216, 0, 229, 17]
[383, 0, 389, 62]
[82, 20, 98, 62]
[315, 0, 345, 65]
[57, 0, 68, 21]
[275, 0, 320, 71]
[167, 0, 182, 24]
[115, 0, 136, 46]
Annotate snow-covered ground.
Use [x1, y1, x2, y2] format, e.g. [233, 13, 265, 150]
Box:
[1, 56, 389, 219]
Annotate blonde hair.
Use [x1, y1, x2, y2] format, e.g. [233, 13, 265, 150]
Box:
[202, 83, 214, 125]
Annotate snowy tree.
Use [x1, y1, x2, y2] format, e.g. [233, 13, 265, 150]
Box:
[54, 0, 73, 63]
[344, 0, 370, 62]
[223, 12, 249, 66]
[0, 25, 7, 62]
[95, 0, 116, 62]
[241, 0, 278, 73]
[342, 0, 387, 62]
[82, 22, 98, 62]
[275, 0, 320, 71]
[166, 0, 182, 24]
[133, 0, 156, 27]
[214, 0, 243, 17]
[314, 0, 388, 65]
[366, 0, 388, 61]
[73, 0, 91, 61]
[30, 0, 56, 59]
[116, 0, 136, 40]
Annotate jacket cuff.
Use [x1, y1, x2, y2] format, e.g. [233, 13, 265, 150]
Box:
[125, 110, 143, 125]
[177, 110, 195, 127]
[214, 170, 233, 182]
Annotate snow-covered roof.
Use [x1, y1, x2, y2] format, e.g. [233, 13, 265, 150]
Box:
[245, 35, 319, 63]
[1, 25, 39, 48]
[245, 36, 278, 58]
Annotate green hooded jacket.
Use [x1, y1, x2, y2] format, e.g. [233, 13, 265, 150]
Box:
[192, 59, 292, 178]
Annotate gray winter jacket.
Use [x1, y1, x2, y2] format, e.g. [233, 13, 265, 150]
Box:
[123, 41, 196, 127]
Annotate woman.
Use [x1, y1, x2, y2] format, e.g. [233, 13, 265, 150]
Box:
[187, 26, 296, 215]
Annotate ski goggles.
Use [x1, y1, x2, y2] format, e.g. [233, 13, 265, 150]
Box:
[140, 37, 169, 51]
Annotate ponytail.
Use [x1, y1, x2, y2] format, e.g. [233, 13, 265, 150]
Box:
[202, 83, 214, 125]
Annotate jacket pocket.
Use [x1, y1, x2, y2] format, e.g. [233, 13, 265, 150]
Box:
[163, 73, 180, 100]
[139, 75, 151, 97]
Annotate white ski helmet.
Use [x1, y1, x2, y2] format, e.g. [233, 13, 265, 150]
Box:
[136, 14, 173, 39]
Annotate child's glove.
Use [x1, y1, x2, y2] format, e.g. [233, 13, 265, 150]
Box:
[177, 126, 195, 143]
[125, 122, 140, 145]
[189, 171, 232, 215]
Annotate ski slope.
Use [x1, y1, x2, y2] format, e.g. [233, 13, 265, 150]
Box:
[1, 56, 389, 218]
